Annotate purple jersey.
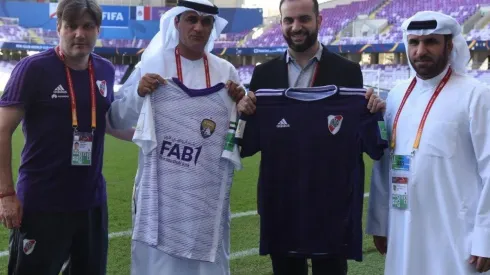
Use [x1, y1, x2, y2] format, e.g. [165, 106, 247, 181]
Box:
[0, 48, 115, 213]
[236, 85, 388, 260]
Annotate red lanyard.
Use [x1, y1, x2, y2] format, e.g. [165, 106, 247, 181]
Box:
[309, 62, 320, 87]
[55, 46, 97, 132]
[175, 47, 211, 88]
[390, 67, 452, 153]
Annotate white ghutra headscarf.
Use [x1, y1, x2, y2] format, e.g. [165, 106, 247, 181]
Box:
[140, 0, 228, 69]
[401, 11, 470, 75]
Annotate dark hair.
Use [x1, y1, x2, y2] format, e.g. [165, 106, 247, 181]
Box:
[444, 34, 453, 45]
[56, 0, 102, 27]
[279, 0, 319, 16]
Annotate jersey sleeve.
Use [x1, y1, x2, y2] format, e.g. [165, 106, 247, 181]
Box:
[359, 110, 388, 160]
[132, 95, 157, 155]
[0, 57, 38, 107]
[221, 103, 243, 170]
[108, 64, 145, 130]
[366, 149, 391, 237]
[235, 112, 260, 158]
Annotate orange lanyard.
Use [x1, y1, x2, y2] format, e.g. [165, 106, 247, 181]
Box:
[175, 47, 211, 88]
[55, 46, 97, 132]
[390, 67, 452, 154]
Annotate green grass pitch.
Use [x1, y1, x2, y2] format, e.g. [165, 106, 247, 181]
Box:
[0, 129, 386, 274]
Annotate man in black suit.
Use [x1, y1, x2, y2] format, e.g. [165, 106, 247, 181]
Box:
[235, 0, 385, 274]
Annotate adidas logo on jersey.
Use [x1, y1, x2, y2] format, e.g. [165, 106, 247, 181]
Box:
[51, 85, 69, 99]
[276, 118, 290, 128]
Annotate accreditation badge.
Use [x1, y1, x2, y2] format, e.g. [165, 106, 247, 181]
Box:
[71, 132, 93, 166]
[391, 155, 411, 210]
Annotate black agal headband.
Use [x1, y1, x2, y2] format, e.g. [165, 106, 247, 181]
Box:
[177, 0, 219, 15]
[407, 20, 438, 30]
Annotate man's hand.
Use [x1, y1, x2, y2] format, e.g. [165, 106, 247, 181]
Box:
[365, 88, 386, 114]
[373, 235, 388, 255]
[469, 255, 490, 273]
[0, 194, 22, 229]
[226, 81, 246, 102]
[138, 73, 166, 97]
[237, 91, 257, 115]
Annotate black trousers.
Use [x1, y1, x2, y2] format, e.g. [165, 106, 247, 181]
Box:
[8, 204, 108, 275]
[270, 254, 348, 275]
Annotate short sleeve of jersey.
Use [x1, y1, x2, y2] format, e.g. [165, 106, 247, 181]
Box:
[0, 58, 38, 107]
[132, 95, 157, 154]
[235, 113, 260, 158]
[360, 110, 388, 160]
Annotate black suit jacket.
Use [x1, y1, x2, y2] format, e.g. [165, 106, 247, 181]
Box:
[249, 44, 363, 92]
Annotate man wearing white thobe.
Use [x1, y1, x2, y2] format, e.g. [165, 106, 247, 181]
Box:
[367, 11, 490, 275]
[108, 0, 245, 274]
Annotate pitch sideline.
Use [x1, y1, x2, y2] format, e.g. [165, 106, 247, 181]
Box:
[0, 193, 370, 259]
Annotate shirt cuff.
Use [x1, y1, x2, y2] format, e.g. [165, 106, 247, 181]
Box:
[366, 207, 389, 237]
[130, 85, 145, 111]
[471, 226, 490, 257]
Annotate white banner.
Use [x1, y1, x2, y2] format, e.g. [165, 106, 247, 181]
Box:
[49, 3, 58, 19]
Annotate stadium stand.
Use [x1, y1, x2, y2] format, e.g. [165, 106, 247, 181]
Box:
[468, 23, 490, 41]
[0, 0, 487, 47]
[0, 0, 487, 91]
[364, 0, 479, 44]
[244, 0, 385, 47]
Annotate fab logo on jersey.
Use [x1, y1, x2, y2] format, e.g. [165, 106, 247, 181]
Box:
[160, 137, 202, 168]
[328, 115, 343, 135]
[201, 119, 216, 139]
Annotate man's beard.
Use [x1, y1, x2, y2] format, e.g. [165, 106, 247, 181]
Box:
[283, 29, 318, 53]
[410, 46, 450, 79]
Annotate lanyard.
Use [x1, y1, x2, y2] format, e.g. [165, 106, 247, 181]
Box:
[390, 67, 452, 154]
[175, 47, 211, 88]
[309, 62, 320, 87]
[55, 46, 97, 132]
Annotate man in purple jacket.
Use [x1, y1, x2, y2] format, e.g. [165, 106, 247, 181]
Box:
[0, 0, 132, 274]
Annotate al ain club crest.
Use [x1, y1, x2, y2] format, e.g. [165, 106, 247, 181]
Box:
[201, 119, 216, 138]
[328, 115, 343, 135]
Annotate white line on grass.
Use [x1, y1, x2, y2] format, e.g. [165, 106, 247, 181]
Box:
[231, 210, 257, 218]
[230, 248, 260, 260]
[0, 192, 370, 258]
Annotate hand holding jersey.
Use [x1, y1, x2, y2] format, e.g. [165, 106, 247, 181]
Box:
[365, 88, 386, 114]
[226, 80, 246, 102]
[237, 91, 257, 115]
[137, 73, 167, 97]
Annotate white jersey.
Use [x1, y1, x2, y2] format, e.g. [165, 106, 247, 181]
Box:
[131, 78, 241, 263]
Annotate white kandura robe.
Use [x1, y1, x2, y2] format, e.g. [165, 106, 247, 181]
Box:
[108, 48, 242, 275]
[367, 66, 490, 275]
